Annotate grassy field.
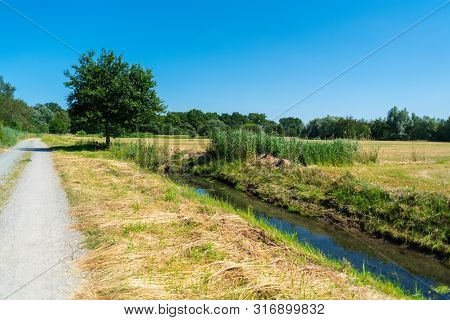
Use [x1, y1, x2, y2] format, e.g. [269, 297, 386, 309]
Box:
[45, 134, 450, 195]
[42, 134, 412, 299]
[360, 140, 450, 163]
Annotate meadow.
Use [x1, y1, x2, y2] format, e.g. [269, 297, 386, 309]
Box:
[43, 133, 450, 256]
[41, 134, 413, 299]
[43, 133, 450, 195]
[39, 132, 450, 298]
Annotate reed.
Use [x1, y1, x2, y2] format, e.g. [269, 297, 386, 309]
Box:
[209, 130, 369, 166]
[0, 126, 27, 147]
[109, 139, 169, 171]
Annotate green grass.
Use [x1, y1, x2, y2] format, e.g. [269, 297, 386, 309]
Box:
[187, 242, 226, 262]
[209, 130, 375, 166]
[44, 135, 418, 298]
[204, 161, 450, 259]
[0, 152, 31, 210]
[180, 184, 417, 299]
[110, 140, 169, 171]
[0, 126, 27, 147]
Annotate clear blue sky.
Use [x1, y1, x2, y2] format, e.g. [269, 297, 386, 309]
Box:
[0, 0, 449, 121]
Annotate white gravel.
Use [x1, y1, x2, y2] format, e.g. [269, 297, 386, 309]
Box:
[0, 139, 83, 299]
[0, 140, 31, 183]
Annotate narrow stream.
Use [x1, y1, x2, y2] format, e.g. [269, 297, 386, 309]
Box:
[172, 175, 450, 300]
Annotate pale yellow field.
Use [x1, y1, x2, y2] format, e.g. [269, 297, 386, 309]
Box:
[360, 140, 450, 163]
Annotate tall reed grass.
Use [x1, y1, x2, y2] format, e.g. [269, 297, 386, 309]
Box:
[209, 130, 371, 166]
[110, 139, 169, 171]
[0, 126, 27, 147]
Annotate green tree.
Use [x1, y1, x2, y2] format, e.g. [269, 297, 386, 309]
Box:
[0, 76, 37, 132]
[435, 117, 450, 141]
[247, 113, 267, 126]
[49, 111, 70, 134]
[198, 119, 226, 136]
[64, 49, 164, 146]
[386, 106, 411, 140]
[279, 117, 305, 137]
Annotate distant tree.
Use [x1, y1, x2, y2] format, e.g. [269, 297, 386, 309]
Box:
[264, 122, 282, 135]
[306, 116, 338, 139]
[435, 117, 450, 142]
[34, 104, 54, 123]
[185, 109, 207, 133]
[44, 102, 64, 113]
[241, 123, 263, 133]
[369, 118, 389, 140]
[220, 112, 247, 129]
[198, 119, 226, 136]
[0, 76, 37, 132]
[0, 76, 15, 98]
[247, 113, 267, 126]
[407, 114, 439, 140]
[279, 117, 305, 137]
[64, 49, 165, 146]
[386, 106, 411, 140]
[49, 111, 70, 134]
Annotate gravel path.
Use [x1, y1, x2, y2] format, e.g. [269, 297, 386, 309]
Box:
[0, 139, 83, 299]
[0, 140, 31, 183]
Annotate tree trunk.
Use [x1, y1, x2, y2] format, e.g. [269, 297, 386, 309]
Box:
[105, 122, 111, 147]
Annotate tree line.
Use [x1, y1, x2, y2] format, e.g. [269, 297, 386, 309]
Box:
[139, 107, 449, 141]
[0, 76, 70, 134]
[1, 49, 449, 143]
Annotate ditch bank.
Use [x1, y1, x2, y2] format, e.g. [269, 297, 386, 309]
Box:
[171, 174, 450, 299]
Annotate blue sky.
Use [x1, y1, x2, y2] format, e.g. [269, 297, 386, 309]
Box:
[0, 0, 449, 121]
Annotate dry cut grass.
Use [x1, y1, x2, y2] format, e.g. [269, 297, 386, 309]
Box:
[53, 152, 392, 300]
[360, 140, 450, 163]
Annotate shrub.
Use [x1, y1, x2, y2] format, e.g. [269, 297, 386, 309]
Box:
[75, 130, 87, 136]
[0, 125, 25, 147]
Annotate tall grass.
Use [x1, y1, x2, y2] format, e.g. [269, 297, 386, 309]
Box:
[110, 140, 169, 171]
[0, 125, 27, 147]
[209, 130, 370, 166]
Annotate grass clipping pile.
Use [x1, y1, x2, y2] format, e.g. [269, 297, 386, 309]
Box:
[54, 153, 389, 299]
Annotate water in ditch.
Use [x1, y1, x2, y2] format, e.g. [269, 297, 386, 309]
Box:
[172, 175, 450, 299]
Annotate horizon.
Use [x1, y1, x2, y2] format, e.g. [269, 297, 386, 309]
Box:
[1, 0, 449, 122]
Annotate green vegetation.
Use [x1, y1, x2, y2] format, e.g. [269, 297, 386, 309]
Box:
[3, 56, 449, 143]
[47, 142, 414, 299]
[203, 161, 449, 259]
[0, 125, 27, 147]
[208, 130, 372, 166]
[0, 76, 70, 135]
[69, 104, 450, 141]
[0, 152, 31, 209]
[43, 134, 449, 259]
[110, 140, 169, 171]
[65, 49, 165, 146]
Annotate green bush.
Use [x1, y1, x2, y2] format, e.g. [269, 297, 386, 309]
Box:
[0, 125, 25, 147]
[75, 130, 87, 136]
[209, 130, 368, 166]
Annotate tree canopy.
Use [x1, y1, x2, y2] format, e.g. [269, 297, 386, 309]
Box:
[0, 76, 69, 134]
[64, 49, 165, 145]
